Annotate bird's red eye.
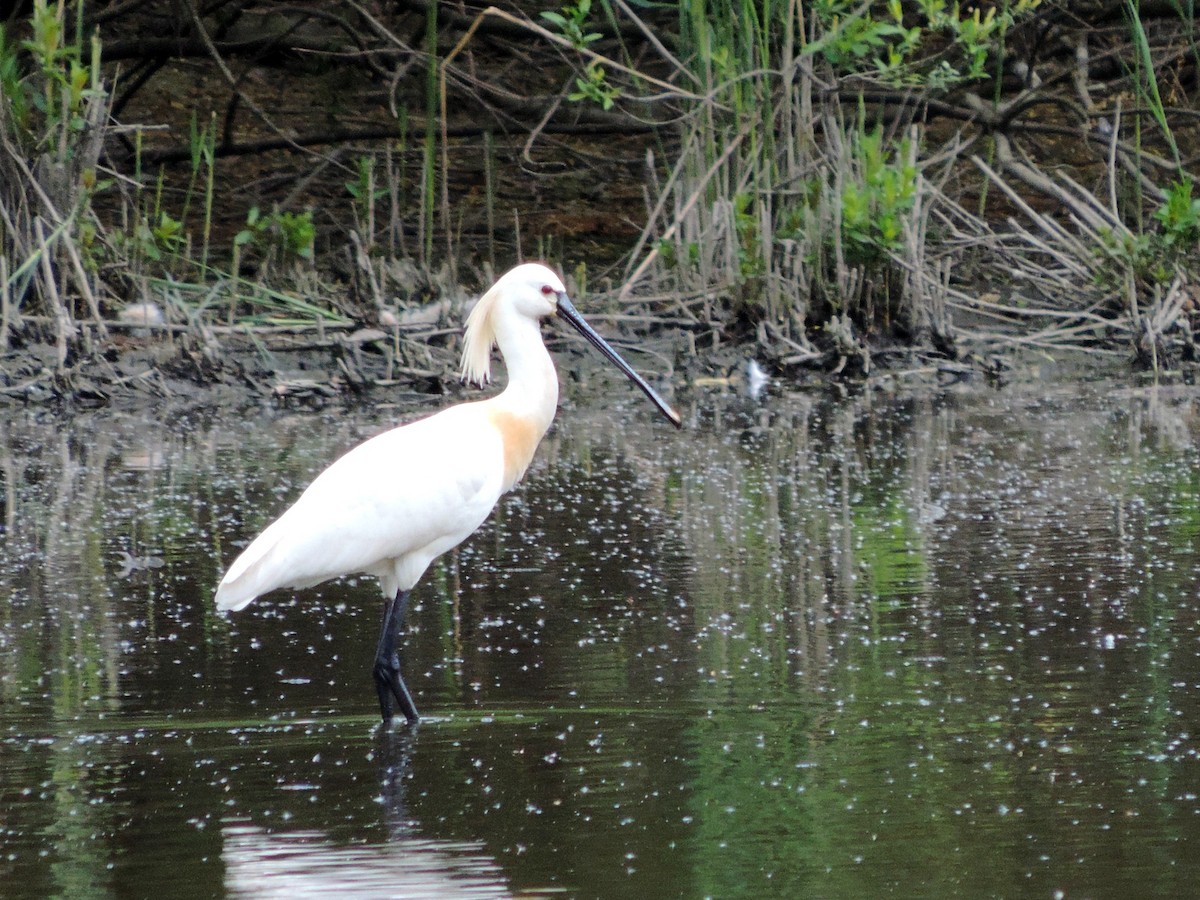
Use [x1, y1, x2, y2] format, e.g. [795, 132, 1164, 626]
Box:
[540, 284, 555, 295]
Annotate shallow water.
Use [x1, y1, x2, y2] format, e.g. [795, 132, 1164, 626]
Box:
[2, 378, 1199, 897]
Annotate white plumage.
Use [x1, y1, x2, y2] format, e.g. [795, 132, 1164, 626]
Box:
[214, 262, 680, 726]
[215, 406, 503, 610]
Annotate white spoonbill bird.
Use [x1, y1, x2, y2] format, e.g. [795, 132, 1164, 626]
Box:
[214, 263, 681, 726]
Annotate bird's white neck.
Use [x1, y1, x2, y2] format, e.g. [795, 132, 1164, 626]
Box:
[490, 304, 559, 430]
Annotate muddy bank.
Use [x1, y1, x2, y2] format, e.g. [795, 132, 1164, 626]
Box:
[1, 302, 1019, 412]
[0, 329, 1125, 413]
[4, 257, 1178, 412]
[0, 332, 914, 412]
[0, 315, 673, 412]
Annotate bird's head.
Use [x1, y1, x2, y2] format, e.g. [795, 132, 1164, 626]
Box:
[460, 263, 682, 429]
[461, 263, 563, 385]
[496, 262, 568, 321]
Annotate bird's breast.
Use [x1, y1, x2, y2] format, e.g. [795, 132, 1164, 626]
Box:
[487, 408, 545, 491]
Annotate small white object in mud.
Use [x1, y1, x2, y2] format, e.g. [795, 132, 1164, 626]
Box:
[119, 302, 165, 331]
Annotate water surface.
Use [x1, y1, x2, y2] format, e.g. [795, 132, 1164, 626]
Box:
[2, 378, 1199, 897]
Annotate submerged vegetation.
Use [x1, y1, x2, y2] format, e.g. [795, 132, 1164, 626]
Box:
[3, 0, 1200, 399]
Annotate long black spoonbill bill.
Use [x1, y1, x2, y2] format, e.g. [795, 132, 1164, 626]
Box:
[214, 262, 681, 726]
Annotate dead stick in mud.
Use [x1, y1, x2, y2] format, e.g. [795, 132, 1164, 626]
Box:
[0, 372, 56, 397]
[610, 0, 700, 88]
[956, 293, 1115, 325]
[182, 0, 316, 163]
[438, 6, 705, 110]
[34, 220, 73, 372]
[0, 256, 10, 352]
[59, 227, 107, 339]
[971, 155, 1095, 270]
[521, 86, 567, 168]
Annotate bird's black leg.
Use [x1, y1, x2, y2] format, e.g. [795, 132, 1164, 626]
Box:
[373, 589, 419, 726]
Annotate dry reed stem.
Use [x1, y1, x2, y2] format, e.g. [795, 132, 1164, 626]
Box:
[624, 136, 697, 286]
[620, 126, 750, 300]
[34, 219, 72, 371]
[972, 155, 1096, 274]
[0, 256, 10, 352]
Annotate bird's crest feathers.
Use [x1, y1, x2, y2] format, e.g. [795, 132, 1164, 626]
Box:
[460, 282, 500, 386]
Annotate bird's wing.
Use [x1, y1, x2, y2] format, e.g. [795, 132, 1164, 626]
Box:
[215, 405, 505, 610]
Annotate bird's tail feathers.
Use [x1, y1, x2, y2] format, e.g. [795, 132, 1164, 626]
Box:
[214, 521, 287, 612]
[214, 580, 258, 612]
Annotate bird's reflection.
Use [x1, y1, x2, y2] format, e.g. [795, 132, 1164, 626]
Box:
[376, 726, 420, 835]
[221, 726, 511, 899]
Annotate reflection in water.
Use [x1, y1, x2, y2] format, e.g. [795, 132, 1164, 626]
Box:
[1, 382, 1199, 897]
[222, 731, 512, 899]
[221, 824, 509, 900]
